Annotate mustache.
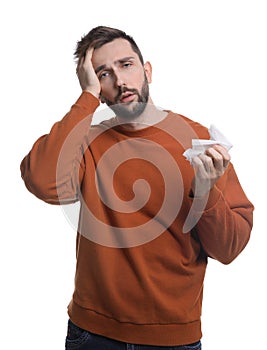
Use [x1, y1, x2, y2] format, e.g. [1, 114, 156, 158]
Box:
[115, 87, 140, 103]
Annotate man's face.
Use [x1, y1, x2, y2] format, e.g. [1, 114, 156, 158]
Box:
[91, 38, 152, 119]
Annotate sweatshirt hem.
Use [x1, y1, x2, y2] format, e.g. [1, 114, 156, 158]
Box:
[67, 300, 202, 346]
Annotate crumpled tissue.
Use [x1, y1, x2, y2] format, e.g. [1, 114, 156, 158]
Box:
[183, 124, 233, 163]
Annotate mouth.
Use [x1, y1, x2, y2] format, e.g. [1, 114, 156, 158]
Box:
[119, 92, 136, 103]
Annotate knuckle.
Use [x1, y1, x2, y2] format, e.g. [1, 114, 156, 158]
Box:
[205, 157, 213, 166]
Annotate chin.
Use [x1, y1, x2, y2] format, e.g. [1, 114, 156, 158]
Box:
[110, 102, 147, 120]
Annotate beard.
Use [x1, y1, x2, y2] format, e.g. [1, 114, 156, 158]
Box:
[101, 73, 150, 120]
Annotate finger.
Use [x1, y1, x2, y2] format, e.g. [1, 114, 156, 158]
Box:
[76, 47, 94, 74]
[198, 153, 215, 174]
[205, 147, 224, 172]
[84, 47, 94, 63]
[76, 55, 85, 74]
[79, 47, 95, 74]
[211, 144, 231, 168]
[191, 154, 212, 177]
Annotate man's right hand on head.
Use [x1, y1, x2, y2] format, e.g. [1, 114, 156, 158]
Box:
[76, 47, 101, 99]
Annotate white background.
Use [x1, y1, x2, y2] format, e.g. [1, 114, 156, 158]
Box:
[1, 0, 266, 349]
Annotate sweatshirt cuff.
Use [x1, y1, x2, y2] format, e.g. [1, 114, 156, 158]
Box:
[75, 91, 100, 112]
[188, 167, 228, 212]
[188, 185, 222, 212]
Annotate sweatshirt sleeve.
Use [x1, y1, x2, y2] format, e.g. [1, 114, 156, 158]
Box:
[20, 92, 100, 204]
[191, 163, 254, 264]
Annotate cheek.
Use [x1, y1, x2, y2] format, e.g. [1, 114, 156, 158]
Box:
[135, 69, 146, 84]
[100, 81, 116, 99]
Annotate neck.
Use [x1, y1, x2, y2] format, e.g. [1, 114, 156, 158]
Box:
[115, 98, 168, 131]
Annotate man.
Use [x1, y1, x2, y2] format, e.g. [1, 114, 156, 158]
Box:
[20, 26, 254, 349]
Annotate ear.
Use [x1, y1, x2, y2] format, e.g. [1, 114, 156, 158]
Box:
[144, 61, 152, 83]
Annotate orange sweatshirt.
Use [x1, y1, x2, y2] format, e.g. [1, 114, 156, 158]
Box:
[20, 92, 254, 346]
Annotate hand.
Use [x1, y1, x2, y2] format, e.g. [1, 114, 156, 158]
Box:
[76, 47, 101, 98]
[191, 144, 231, 197]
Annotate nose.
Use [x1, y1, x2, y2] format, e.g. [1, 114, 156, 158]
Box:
[114, 70, 125, 88]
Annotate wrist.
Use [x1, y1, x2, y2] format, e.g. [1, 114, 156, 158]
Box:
[83, 88, 100, 99]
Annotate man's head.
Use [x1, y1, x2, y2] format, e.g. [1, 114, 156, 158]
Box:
[75, 26, 152, 119]
[74, 26, 144, 65]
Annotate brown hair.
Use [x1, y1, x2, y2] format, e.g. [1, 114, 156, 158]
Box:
[74, 26, 144, 64]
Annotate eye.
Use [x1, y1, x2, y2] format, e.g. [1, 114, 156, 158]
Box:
[99, 71, 110, 80]
[122, 62, 133, 68]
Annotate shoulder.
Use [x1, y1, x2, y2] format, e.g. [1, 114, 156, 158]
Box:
[166, 111, 210, 140]
[87, 116, 118, 143]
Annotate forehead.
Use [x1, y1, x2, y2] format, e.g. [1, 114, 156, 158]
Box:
[92, 38, 139, 68]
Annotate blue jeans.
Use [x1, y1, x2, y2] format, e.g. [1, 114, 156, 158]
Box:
[65, 319, 201, 350]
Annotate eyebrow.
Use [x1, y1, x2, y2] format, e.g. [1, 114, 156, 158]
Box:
[95, 56, 135, 74]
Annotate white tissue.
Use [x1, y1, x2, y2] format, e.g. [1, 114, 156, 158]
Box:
[183, 124, 233, 163]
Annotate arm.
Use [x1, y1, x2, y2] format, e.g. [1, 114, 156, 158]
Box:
[190, 146, 254, 264]
[20, 49, 101, 204]
[20, 92, 99, 204]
